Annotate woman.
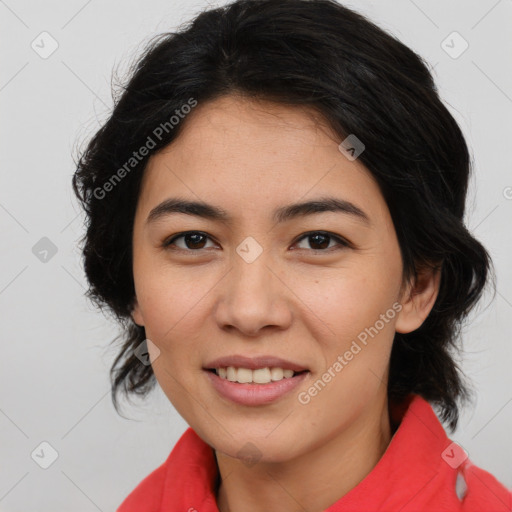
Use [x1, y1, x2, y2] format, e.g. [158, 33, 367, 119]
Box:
[72, 0, 511, 510]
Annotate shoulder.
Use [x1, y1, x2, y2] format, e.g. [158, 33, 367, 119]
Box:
[115, 428, 213, 512]
[116, 459, 167, 512]
[383, 395, 511, 511]
[459, 460, 512, 512]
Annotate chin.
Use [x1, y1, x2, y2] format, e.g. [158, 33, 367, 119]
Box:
[200, 421, 307, 464]
[222, 437, 302, 465]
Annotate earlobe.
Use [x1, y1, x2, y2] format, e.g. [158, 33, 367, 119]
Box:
[131, 298, 145, 327]
[395, 264, 442, 334]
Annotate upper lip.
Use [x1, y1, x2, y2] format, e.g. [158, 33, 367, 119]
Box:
[204, 355, 308, 372]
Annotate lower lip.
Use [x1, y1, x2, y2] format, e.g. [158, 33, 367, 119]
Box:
[204, 370, 309, 406]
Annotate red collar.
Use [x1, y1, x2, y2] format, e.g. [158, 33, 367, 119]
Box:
[118, 394, 512, 511]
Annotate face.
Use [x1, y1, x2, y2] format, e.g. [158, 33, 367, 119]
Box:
[130, 94, 437, 462]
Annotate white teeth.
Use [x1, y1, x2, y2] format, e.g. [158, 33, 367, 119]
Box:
[216, 366, 301, 384]
[253, 368, 271, 383]
[270, 367, 283, 380]
[236, 368, 253, 383]
[227, 366, 237, 381]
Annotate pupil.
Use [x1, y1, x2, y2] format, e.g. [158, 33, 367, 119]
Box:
[311, 233, 329, 249]
[186, 233, 205, 249]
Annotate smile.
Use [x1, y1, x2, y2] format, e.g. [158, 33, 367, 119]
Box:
[204, 368, 309, 406]
[212, 366, 306, 384]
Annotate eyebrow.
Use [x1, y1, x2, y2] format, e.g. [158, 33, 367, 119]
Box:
[146, 196, 371, 227]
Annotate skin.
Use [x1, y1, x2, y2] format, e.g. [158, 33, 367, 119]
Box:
[130, 93, 441, 512]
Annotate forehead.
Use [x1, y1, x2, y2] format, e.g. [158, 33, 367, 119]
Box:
[136, 94, 388, 226]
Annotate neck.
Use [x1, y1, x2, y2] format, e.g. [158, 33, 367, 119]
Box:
[215, 391, 392, 512]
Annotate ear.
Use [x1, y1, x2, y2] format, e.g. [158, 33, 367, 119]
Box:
[395, 263, 442, 334]
[131, 297, 145, 327]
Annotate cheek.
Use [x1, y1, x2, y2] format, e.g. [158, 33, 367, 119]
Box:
[297, 265, 399, 348]
[291, 262, 399, 410]
[133, 258, 217, 342]
[294, 275, 397, 429]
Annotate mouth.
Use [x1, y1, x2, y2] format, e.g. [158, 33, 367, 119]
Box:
[203, 356, 310, 406]
[204, 366, 308, 384]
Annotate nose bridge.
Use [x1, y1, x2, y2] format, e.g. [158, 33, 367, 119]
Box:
[230, 238, 277, 309]
[234, 244, 273, 296]
[214, 236, 292, 335]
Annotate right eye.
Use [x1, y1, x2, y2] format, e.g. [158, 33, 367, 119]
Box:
[162, 231, 218, 251]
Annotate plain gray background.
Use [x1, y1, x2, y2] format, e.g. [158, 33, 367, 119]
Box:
[1, 0, 511, 510]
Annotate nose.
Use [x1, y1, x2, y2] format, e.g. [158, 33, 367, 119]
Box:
[213, 250, 293, 338]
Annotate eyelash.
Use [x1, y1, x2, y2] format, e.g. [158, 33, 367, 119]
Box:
[162, 230, 351, 253]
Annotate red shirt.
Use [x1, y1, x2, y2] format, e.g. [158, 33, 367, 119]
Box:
[117, 394, 511, 511]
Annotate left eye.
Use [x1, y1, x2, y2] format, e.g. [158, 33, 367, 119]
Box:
[293, 231, 350, 252]
[162, 231, 350, 252]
